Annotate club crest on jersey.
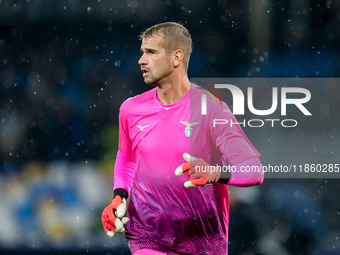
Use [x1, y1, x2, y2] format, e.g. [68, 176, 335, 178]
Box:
[179, 121, 200, 137]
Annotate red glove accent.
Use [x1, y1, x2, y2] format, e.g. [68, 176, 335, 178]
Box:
[180, 160, 221, 187]
[101, 195, 129, 238]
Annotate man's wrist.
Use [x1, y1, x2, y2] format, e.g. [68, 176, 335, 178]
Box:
[113, 188, 128, 200]
[217, 171, 230, 184]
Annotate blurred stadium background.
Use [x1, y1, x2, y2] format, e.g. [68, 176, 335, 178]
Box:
[0, 0, 339, 254]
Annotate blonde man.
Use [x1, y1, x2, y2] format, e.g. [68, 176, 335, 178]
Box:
[102, 22, 263, 255]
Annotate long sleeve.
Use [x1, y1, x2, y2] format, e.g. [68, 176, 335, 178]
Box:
[227, 157, 264, 187]
[113, 150, 136, 196]
[113, 99, 136, 196]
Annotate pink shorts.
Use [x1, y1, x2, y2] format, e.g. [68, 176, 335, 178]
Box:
[133, 248, 168, 255]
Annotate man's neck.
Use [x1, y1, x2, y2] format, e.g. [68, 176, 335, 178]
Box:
[156, 77, 191, 105]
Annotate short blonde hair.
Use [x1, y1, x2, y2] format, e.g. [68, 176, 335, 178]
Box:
[139, 22, 193, 70]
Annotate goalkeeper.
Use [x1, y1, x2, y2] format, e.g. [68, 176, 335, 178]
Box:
[102, 22, 264, 255]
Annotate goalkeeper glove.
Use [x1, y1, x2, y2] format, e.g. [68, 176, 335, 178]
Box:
[175, 153, 230, 188]
[101, 189, 129, 238]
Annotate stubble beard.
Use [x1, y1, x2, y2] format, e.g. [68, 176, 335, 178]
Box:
[144, 61, 172, 86]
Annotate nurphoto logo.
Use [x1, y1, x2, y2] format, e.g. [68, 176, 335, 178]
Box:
[198, 82, 312, 128]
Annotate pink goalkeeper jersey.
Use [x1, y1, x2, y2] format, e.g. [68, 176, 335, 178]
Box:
[117, 83, 260, 254]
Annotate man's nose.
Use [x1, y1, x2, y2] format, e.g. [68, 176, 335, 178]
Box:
[138, 54, 146, 65]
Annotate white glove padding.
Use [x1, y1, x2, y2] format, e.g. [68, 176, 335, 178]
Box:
[102, 196, 129, 238]
[175, 153, 196, 176]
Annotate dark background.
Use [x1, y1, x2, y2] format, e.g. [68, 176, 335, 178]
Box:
[0, 0, 339, 254]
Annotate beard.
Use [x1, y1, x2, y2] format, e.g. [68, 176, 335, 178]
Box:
[143, 60, 172, 86]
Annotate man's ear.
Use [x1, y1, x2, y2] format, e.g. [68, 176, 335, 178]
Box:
[173, 49, 184, 68]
